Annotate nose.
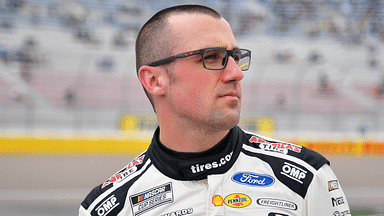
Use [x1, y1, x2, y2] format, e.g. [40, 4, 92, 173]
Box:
[221, 56, 244, 83]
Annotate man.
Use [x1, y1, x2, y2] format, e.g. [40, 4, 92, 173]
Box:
[79, 5, 350, 216]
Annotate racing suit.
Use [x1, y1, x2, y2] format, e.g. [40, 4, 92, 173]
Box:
[79, 126, 350, 216]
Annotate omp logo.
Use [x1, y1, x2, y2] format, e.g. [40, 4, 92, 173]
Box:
[281, 162, 307, 184]
[328, 180, 339, 192]
[249, 136, 302, 154]
[332, 197, 345, 207]
[190, 152, 233, 174]
[231, 172, 275, 187]
[130, 183, 173, 216]
[257, 198, 298, 210]
[102, 155, 145, 188]
[95, 195, 119, 216]
[224, 193, 252, 208]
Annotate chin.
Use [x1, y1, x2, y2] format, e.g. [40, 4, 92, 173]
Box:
[207, 107, 241, 130]
[217, 113, 241, 131]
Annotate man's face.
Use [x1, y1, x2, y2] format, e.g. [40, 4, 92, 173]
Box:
[164, 14, 244, 132]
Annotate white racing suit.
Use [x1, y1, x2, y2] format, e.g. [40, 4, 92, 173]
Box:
[79, 126, 350, 216]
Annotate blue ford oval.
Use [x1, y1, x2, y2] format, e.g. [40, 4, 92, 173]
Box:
[231, 172, 275, 187]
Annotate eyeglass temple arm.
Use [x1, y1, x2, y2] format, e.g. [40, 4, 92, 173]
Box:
[148, 50, 202, 67]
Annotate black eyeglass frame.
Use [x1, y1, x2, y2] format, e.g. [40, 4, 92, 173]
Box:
[147, 47, 251, 71]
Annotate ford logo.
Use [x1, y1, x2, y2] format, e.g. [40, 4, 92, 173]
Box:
[231, 172, 275, 187]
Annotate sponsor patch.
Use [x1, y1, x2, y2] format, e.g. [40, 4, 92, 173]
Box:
[212, 195, 224, 207]
[95, 195, 119, 216]
[331, 196, 345, 207]
[190, 151, 233, 174]
[224, 193, 252, 208]
[328, 180, 339, 192]
[160, 208, 193, 216]
[333, 210, 351, 216]
[231, 172, 275, 187]
[280, 162, 307, 184]
[249, 136, 302, 154]
[257, 198, 298, 211]
[102, 155, 145, 188]
[129, 182, 173, 216]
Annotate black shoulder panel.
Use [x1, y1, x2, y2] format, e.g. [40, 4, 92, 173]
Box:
[81, 183, 103, 210]
[242, 132, 330, 198]
[81, 152, 151, 216]
[243, 150, 313, 198]
[87, 166, 151, 216]
[300, 147, 330, 170]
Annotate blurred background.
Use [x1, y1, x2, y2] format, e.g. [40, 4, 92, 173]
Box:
[0, 0, 384, 215]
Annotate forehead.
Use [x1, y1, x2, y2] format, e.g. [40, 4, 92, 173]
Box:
[167, 13, 238, 53]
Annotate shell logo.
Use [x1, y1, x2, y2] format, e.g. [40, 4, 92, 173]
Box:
[212, 195, 224, 207]
[224, 193, 252, 208]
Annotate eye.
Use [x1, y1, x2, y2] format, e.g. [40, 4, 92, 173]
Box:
[233, 54, 240, 61]
[204, 49, 225, 63]
[204, 52, 220, 61]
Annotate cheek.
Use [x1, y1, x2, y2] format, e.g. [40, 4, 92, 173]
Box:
[187, 77, 214, 101]
[171, 80, 212, 109]
[168, 65, 217, 106]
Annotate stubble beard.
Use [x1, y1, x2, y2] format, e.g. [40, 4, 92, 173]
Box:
[200, 103, 241, 134]
[166, 68, 241, 134]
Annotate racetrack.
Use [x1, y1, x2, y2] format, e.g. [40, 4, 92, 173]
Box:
[0, 155, 383, 215]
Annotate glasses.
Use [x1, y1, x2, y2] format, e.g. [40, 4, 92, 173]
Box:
[148, 47, 251, 71]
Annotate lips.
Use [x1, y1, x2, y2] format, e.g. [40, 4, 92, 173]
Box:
[219, 91, 241, 99]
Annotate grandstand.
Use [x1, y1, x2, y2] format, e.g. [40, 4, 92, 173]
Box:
[1, 0, 384, 134]
[1, 1, 384, 215]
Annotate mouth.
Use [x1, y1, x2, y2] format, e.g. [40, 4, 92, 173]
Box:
[219, 91, 241, 100]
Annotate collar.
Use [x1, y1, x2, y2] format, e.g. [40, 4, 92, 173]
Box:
[147, 126, 243, 180]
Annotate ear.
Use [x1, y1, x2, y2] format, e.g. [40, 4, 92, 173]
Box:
[138, 66, 168, 97]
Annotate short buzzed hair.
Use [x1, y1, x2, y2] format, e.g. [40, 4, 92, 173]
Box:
[135, 5, 222, 111]
[135, 4, 222, 72]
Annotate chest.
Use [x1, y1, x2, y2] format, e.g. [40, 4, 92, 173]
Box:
[127, 158, 305, 216]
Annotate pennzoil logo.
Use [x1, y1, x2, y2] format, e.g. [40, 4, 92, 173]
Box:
[102, 155, 145, 188]
[224, 193, 252, 208]
[249, 136, 301, 154]
[212, 195, 224, 207]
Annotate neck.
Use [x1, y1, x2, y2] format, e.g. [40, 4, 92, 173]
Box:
[158, 121, 230, 153]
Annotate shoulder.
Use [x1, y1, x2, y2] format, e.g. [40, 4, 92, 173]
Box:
[240, 129, 329, 170]
[238, 129, 329, 198]
[80, 151, 151, 215]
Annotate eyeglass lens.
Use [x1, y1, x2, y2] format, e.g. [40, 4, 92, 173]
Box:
[236, 50, 250, 71]
[202, 48, 250, 71]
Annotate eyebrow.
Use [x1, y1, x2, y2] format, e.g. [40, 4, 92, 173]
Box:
[224, 46, 239, 51]
[197, 44, 239, 51]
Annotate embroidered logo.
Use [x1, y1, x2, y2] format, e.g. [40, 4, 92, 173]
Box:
[129, 182, 173, 216]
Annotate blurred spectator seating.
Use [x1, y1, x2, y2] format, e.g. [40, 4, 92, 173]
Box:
[30, 72, 149, 110]
[242, 81, 363, 113]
